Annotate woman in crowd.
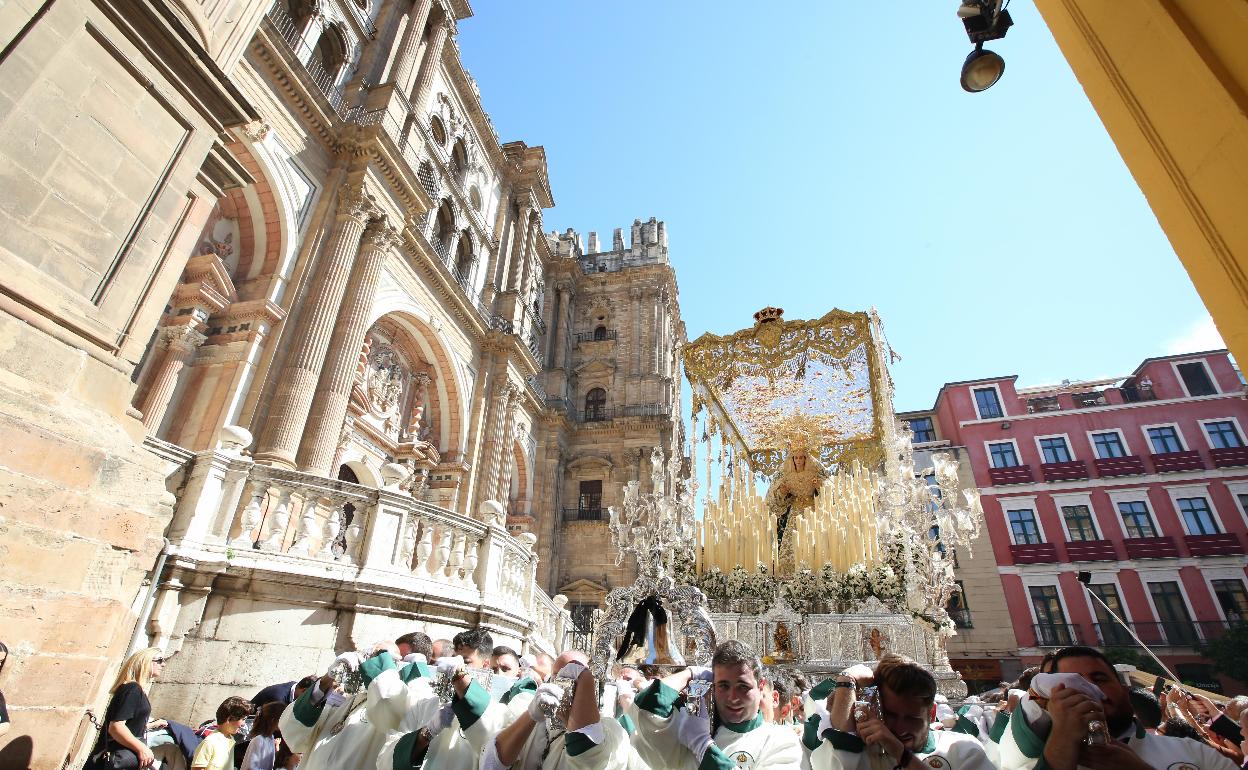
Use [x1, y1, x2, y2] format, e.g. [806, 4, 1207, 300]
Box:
[241, 701, 286, 770]
[87, 647, 167, 769]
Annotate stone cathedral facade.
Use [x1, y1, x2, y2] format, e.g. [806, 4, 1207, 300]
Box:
[0, 1, 684, 766]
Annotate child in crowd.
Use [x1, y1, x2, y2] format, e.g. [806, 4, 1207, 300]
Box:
[241, 701, 285, 770]
[192, 696, 253, 770]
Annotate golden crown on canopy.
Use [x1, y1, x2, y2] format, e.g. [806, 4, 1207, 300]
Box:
[753, 306, 784, 324]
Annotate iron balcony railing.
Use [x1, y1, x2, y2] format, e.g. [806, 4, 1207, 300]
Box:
[576, 403, 671, 423]
[266, 5, 349, 116]
[562, 507, 604, 522]
[1093, 620, 1241, 648]
[575, 329, 617, 343]
[1033, 623, 1082, 647]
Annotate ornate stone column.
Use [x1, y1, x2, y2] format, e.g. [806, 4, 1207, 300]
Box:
[409, 13, 451, 108]
[298, 220, 402, 475]
[505, 201, 532, 292]
[552, 282, 572, 370]
[388, 0, 435, 96]
[480, 381, 518, 505]
[139, 325, 207, 431]
[255, 183, 371, 468]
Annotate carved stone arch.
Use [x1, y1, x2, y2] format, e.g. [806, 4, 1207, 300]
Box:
[365, 293, 470, 457]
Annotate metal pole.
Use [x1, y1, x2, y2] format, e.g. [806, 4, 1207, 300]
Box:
[1077, 581, 1189, 693]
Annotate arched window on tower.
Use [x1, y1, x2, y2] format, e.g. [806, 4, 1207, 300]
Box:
[450, 138, 468, 181]
[432, 200, 455, 259]
[584, 387, 607, 422]
[453, 232, 474, 290]
[593, 325, 607, 341]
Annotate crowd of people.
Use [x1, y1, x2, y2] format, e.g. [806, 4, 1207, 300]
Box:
[78, 632, 1247, 770]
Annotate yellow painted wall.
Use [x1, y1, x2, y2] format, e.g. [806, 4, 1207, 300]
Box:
[1035, 0, 1248, 364]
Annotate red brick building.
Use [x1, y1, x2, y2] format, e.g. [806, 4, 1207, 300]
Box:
[903, 350, 1248, 692]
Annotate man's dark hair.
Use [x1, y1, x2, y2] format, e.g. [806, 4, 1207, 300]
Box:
[769, 668, 794, 704]
[453, 628, 494, 658]
[875, 653, 937, 705]
[216, 695, 253, 724]
[295, 675, 317, 692]
[396, 632, 433, 658]
[711, 640, 763, 683]
[1014, 666, 1040, 691]
[1049, 646, 1113, 676]
[638, 664, 661, 679]
[787, 669, 809, 694]
[1039, 651, 1058, 673]
[1129, 687, 1162, 729]
[1160, 718, 1206, 742]
[492, 645, 520, 660]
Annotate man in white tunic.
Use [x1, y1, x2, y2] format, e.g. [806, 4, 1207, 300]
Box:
[632, 640, 802, 770]
[997, 646, 1236, 770]
[805, 654, 995, 770]
[486, 651, 590, 770]
[279, 645, 409, 770]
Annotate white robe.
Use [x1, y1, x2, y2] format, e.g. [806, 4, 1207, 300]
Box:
[280, 652, 408, 770]
[806, 722, 995, 770]
[997, 695, 1237, 770]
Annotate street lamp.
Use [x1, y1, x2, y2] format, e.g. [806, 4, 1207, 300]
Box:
[956, 0, 1013, 92]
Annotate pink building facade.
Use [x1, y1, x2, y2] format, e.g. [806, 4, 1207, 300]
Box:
[906, 350, 1248, 692]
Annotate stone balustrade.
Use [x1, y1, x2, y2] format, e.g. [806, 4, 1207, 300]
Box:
[155, 431, 570, 653]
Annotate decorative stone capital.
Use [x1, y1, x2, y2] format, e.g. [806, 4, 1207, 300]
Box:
[241, 120, 271, 143]
[337, 184, 372, 226]
[479, 499, 505, 526]
[362, 221, 402, 252]
[159, 324, 207, 352]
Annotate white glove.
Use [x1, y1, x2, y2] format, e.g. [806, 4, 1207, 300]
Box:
[556, 661, 587, 681]
[519, 654, 536, 672]
[687, 666, 713, 682]
[334, 651, 363, 671]
[425, 704, 455, 736]
[675, 709, 714, 763]
[528, 682, 565, 721]
[615, 679, 636, 708]
[403, 653, 427, 664]
[1030, 672, 1105, 702]
[436, 656, 466, 677]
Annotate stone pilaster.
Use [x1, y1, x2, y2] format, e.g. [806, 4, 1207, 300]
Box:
[410, 14, 451, 108]
[139, 324, 207, 431]
[480, 380, 518, 504]
[255, 183, 371, 468]
[297, 220, 401, 475]
[505, 201, 532, 292]
[389, 0, 435, 95]
[552, 282, 571, 370]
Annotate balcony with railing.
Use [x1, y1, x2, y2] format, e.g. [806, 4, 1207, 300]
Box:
[265, 4, 351, 117]
[1094, 620, 1242, 648]
[1184, 532, 1245, 557]
[1033, 623, 1084, 647]
[1041, 460, 1089, 482]
[1123, 536, 1181, 559]
[1211, 446, 1248, 468]
[148, 434, 571, 654]
[575, 329, 617, 344]
[1064, 539, 1118, 561]
[1151, 450, 1205, 473]
[575, 403, 672, 424]
[562, 507, 604, 522]
[988, 464, 1035, 485]
[1010, 542, 1060, 564]
[1093, 455, 1147, 477]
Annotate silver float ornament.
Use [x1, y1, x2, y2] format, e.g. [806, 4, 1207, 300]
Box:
[540, 676, 579, 726]
[433, 667, 495, 704]
[1085, 719, 1108, 746]
[327, 656, 365, 696]
[685, 679, 712, 717]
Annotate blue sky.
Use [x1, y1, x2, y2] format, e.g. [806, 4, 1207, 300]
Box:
[456, 1, 1221, 411]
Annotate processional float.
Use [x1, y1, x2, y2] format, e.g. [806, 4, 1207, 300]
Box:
[587, 306, 984, 698]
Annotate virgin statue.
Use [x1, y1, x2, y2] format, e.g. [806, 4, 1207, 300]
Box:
[764, 449, 828, 573]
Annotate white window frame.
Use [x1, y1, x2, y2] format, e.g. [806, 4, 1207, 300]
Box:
[1000, 494, 1045, 545]
[1085, 428, 1132, 460]
[984, 438, 1024, 469]
[1140, 422, 1188, 455]
[1035, 433, 1077, 464]
[971, 383, 1008, 420]
[1020, 575, 1077, 639]
[1170, 358, 1220, 397]
[1197, 416, 1247, 449]
[1079, 571, 1133, 629]
[1138, 568, 1199, 630]
[1201, 571, 1248, 623]
[1226, 480, 1248, 529]
[1052, 492, 1101, 541]
[1163, 483, 1225, 536]
[1106, 488, 1159, 540]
